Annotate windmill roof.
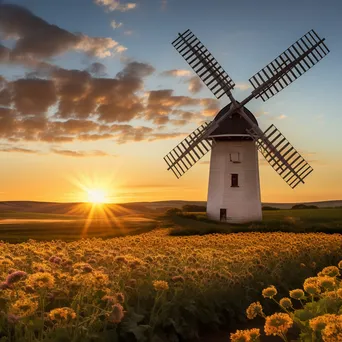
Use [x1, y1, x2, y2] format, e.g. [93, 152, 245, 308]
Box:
[208, 102, 258, 138]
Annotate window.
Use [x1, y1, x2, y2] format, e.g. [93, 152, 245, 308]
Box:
[220, 209, 227, 221]
[230, 152, 240, 163]
[231, 174, 239, 187]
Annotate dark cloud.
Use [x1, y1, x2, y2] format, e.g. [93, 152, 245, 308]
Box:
[12, 79, 57, 115]
[145, 89, 219, 124]
[0, 4, 125, 60]
[86, 62, 107, 77]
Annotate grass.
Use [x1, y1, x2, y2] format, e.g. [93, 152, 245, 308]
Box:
[0, 207, 341, 243]
[166, 208, 342, 236]
[0, 211, 158, 243]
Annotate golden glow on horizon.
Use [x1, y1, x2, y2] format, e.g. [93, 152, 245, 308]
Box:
[86, 189, 106, 204]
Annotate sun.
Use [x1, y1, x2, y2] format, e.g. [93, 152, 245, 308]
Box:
[87, 189, 106, 204]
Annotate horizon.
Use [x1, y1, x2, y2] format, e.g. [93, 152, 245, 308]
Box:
[1, 0, 342, 204]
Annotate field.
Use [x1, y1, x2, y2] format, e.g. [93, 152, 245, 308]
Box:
[0, 204, 342, 341]
[1, 229, 342, 341]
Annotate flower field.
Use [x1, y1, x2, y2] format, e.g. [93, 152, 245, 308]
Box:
[1, 230, 342, 341]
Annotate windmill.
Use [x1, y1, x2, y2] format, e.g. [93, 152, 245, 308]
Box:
[163, 29, 330, 223]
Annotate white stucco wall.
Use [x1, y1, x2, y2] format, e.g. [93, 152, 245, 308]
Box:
[206, 140, 262, 223]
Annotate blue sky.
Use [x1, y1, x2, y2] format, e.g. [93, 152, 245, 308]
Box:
[0, 0, 341, 203]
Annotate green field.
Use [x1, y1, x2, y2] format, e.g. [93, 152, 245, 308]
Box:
[167, 208, 342, 236]
[0, 207, 341, 242]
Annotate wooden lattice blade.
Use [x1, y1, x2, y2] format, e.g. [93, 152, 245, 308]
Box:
[247, 124, 313, 188]
[172, 29, 235, 99]
[249, 30, 329, 102]
[164, 122, 215, 178]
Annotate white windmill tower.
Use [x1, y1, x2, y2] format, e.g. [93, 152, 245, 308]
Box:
[164, 29, 329, 223]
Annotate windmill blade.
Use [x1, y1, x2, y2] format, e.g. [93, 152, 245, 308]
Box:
[172, 29, 235, 99]
[164, 122, 216, 178]
[249, 30, 329, 102]
[247, 124, 313, 188]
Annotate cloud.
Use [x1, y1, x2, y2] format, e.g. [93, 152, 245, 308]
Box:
[255, 111, 269, 118]
[0, 4, 126, 60]
[0, 144, 39, 154]
[268, 114, 287, 120]
[160, 69, 191, 77]
[110, 20, 123, 29]
[51, 148, 110, 157]
[235, 83, 252, 91]
[186, 76, 203, 94]
[145, 89, 219, 124]
[94, 0, 137, 12]
[86, 62, 107, 77]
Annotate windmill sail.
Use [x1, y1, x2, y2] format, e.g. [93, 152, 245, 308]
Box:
[249, 30, 329, 102]
[247, 124, 313, 188]
[172, 29, 235, 99]
[164, 122, 215, 178]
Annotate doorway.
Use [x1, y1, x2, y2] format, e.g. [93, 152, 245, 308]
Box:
[220, 208, 227, 221]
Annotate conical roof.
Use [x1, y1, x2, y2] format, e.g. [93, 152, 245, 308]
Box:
[208, 102, 258, 140]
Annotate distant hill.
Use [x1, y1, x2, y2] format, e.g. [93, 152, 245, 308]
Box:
[0, 200, 340, 216]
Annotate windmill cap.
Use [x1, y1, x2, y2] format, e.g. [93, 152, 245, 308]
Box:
[208, 101, 258, 139]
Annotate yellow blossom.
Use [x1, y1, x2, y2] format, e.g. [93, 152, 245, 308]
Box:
[153, 280, 169, 291]
[289, 289, 305, 300]
[262, 285, 277, 299]
[246, 302, 264, 320]
[264, 313, 293, 336]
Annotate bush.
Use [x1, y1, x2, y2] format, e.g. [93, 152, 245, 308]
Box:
[165, 207, 182, 216]
[262, 206, 280, 211]
[182, 205, 206, 212]
[292, 204, 319, 209]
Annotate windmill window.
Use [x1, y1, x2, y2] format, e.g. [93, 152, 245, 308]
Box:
[230, 152, 240, 163]
[231, 174, 239, 187]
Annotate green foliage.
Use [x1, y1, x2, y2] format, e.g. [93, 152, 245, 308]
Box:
[181, 205, 206, 212]
[292, 204, 319, 209]
[167, 208, 342, 236]
[262, 206, 280, 210]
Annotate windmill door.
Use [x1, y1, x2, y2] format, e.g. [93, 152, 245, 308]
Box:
[220, 209, 227, 222]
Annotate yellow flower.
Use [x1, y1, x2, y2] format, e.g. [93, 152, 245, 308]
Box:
[337, 288, 342, 299]
[309, 314, 337, 331]
[338, 261, 342, 269]
[321, 266, 340, 277]
[153, 280, 169, 291]
[10, 298, 38, 318]
[264, 313, 293, 336]
[26, 272, 55, 290]
[279, 297, 292, 309]
[262, 285, 277, 299]
[318, 276, 336, 290]
[230, 328, 260, 342]
[246, 302, 264, 320]
[49, 307, 76, 323]
[303, 277, 321, 295]
[289, 289, 305, 300]
[322, 316, 342, 342]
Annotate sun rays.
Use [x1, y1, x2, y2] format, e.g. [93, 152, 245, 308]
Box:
[64, 173, 135, 237]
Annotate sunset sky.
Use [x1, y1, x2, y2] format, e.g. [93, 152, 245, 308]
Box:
[0, 0, 341, 204]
